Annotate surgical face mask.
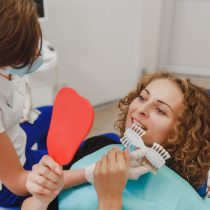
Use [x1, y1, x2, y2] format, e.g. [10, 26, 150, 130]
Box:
[4, 50, 44, 77]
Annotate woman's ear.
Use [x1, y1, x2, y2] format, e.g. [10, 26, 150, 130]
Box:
[169, 115, 182, 139]
[165, 127, 177, 147]
[168, 129, 176, 140]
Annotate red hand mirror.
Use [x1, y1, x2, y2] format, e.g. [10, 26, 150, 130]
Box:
[47, 87, 94, 165]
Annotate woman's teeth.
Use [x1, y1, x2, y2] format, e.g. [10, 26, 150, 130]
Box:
[132, 119, 146, 130]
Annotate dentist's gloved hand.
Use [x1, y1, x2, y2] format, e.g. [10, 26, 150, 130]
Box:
[129, 148, 146, 167]
[128, 148, 150, 180]
[85, 163, 95, 185]
[128, 164, 150, 180]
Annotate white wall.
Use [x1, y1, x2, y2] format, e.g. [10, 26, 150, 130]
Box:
[158, 0, 210, 77]
[41, 0, 144, 105]
[139, 0, 164, 72]
[38, 0, 210, 106]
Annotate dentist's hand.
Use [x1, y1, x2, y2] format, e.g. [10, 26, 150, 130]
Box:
[129, 148, 146, 167]
[85, 163, 95, 185]
[128, 148, 150, 180]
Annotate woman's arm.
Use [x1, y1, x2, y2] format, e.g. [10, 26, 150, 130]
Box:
[63, 169, 86, 189]
[98, 198, 122, 210]
[0, 132, 29, 195]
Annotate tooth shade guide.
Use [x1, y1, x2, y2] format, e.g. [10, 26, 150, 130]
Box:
[131, 121, 146, 137]
[121, 121, 171, 171]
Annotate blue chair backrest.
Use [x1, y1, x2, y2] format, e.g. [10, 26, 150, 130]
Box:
[0, 207, 19, 210]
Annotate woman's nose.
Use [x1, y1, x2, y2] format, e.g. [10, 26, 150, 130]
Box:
[137, 103, 150, 117]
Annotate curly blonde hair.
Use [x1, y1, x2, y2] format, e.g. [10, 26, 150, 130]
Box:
[115, 70, 210, 188]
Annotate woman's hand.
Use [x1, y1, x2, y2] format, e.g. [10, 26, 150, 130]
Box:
[85, 148, 150, 185]
[26, 155, 64, 206]
[93, 147, 129, 210]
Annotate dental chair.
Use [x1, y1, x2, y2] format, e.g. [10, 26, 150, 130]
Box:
[0, 207, 18, 210]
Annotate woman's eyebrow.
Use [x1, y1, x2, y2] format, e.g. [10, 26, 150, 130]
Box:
[157, 100, 174, 112]
[143, 88, 150, 95]
[144, 88, 174, 112]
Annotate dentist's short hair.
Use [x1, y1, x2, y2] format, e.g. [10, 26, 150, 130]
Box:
[0, 0, 42, 69]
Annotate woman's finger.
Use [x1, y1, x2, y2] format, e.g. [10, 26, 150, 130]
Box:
[100, 155, 108, 173]
[107, 148, 117, 168]
[123, 149, 130, 166]
[116, 151, 127, 169]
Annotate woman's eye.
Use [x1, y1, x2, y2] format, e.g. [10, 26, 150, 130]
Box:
[156, 108, 166, 116]
[138, 95, 145, 102]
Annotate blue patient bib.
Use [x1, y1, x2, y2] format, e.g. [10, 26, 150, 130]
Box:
[59, 144, 210, 210]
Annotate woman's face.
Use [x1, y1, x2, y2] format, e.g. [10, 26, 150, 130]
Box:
[125, 79, 184, 146]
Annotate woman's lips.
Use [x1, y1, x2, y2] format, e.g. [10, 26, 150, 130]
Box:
[132, 118, 147, 130]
